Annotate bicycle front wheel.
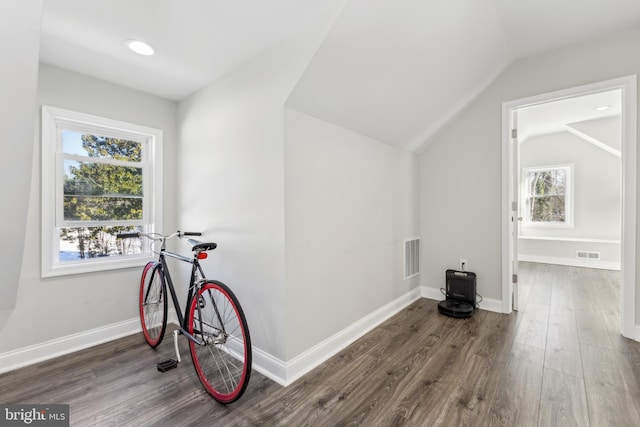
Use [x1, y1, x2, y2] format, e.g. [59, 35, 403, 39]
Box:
[139, 261, 167, 348]
[188, 280, 252, 403]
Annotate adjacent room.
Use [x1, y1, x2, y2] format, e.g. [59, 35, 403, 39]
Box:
[2, 1, 640, 425]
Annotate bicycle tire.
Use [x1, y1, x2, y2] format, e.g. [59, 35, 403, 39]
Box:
[139, 261, 168, 348]
[187, 280, 252, 403]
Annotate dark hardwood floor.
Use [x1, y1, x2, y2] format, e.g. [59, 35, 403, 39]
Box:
[2, 263, 640, 426]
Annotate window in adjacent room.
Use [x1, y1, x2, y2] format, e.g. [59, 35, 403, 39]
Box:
[41, 106, 163, 277]
[523, 165, 572, 227]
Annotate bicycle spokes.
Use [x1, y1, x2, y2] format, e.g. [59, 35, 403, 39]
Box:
[188, 281, 251, 403]
[193, 319, 226, 345]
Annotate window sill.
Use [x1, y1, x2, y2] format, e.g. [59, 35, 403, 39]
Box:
[42, 254, 154, 278]
[521, 222, 573, 229]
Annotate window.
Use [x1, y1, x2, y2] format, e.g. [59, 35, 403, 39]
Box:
[523, 165, 572, 226]
[42, 106, 163, 277]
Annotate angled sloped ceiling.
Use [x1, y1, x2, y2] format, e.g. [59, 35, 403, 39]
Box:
[286, 0, 512, 152]
[495, 0, 640, 58]
[286, 0, 640, 153]
[567, 117, 622, 155]
[40, 0, 349, 100]
[38, 1, 640, 154]
[517, 89, 622, 158]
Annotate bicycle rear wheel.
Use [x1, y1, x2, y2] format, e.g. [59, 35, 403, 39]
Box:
[187, 280, 252, 403]
[139, 262, 167, 347]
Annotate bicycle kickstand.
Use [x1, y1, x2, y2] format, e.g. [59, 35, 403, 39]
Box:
[173, 329, 182, 363]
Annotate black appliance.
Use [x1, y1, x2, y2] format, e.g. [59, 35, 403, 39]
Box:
[438, 269, 476, 318]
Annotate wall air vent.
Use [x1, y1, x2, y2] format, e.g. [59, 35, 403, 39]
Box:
[404, 238, 420, 279]
[576, 250, 600, 260]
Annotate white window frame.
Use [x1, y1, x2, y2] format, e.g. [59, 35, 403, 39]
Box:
[522, 164, 573, 228]
[42, 106, 163, 277]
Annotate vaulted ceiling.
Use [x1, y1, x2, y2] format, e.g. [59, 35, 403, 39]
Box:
[40, 0, 640, 152]
[40, 0, 346, 100]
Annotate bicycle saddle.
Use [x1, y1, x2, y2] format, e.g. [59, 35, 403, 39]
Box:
[191, 241, 217, 252]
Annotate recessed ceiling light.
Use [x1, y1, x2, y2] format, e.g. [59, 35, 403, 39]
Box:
[594, 105, 612, 111]
[126, 40, 155, 56]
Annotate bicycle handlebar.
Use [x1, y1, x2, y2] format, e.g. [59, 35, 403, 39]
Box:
[117, 232, 141, 239]
[116, 231, 202, 239]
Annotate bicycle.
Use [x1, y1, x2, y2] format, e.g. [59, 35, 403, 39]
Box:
[117, 230, 252, 403]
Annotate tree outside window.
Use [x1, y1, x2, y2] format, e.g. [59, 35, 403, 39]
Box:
[61, 133, 144, 260]
[524, 165, 572, 226]
[42, 106, 162, 277]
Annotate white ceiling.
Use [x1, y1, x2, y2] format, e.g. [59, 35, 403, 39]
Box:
[495, 0, 640, 58]
[286, 0, 513, 151]
[518, 89, 622, 143]
[40, 0, 640, 151]
[40, 0, 346, 100]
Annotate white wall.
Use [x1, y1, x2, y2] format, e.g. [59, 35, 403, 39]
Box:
[0, 64, 177, 355]
[419, 25, 640, 314]
[177, 29, 421, 365]
[520, 130, 621, 240]
[177, 36, 323, 361]
[284, 108, 420, 360]
[519, 129, 621, 268]
[0, 0, 42, 310]
[518, 239, 621, 270]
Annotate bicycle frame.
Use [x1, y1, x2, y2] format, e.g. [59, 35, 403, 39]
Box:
[157, 248, 207, 345]
[151, 236, 228, 355]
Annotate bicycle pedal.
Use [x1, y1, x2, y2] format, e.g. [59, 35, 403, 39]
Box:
[157, 359, 178, 372]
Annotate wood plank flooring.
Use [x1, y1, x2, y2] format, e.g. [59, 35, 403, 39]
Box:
[2, 263, 640, 426]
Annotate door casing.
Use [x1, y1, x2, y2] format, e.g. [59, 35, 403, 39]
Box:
[501, 75, 637, 339]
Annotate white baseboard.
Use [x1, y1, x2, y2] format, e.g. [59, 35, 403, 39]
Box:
[476, 297, 504, 313]
[250, 347, 288, 386]
[2, 288, 507, 383]
[519, 254, 620, 271]
[0, 308, 184, 375]
[421, 285, 445, 302]
[421, 286, 504, 314]
[0, 318, 141, 374]
[253, 287, 424, 386]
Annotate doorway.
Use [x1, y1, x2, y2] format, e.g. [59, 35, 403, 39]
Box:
[501, 76, 637, 340]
